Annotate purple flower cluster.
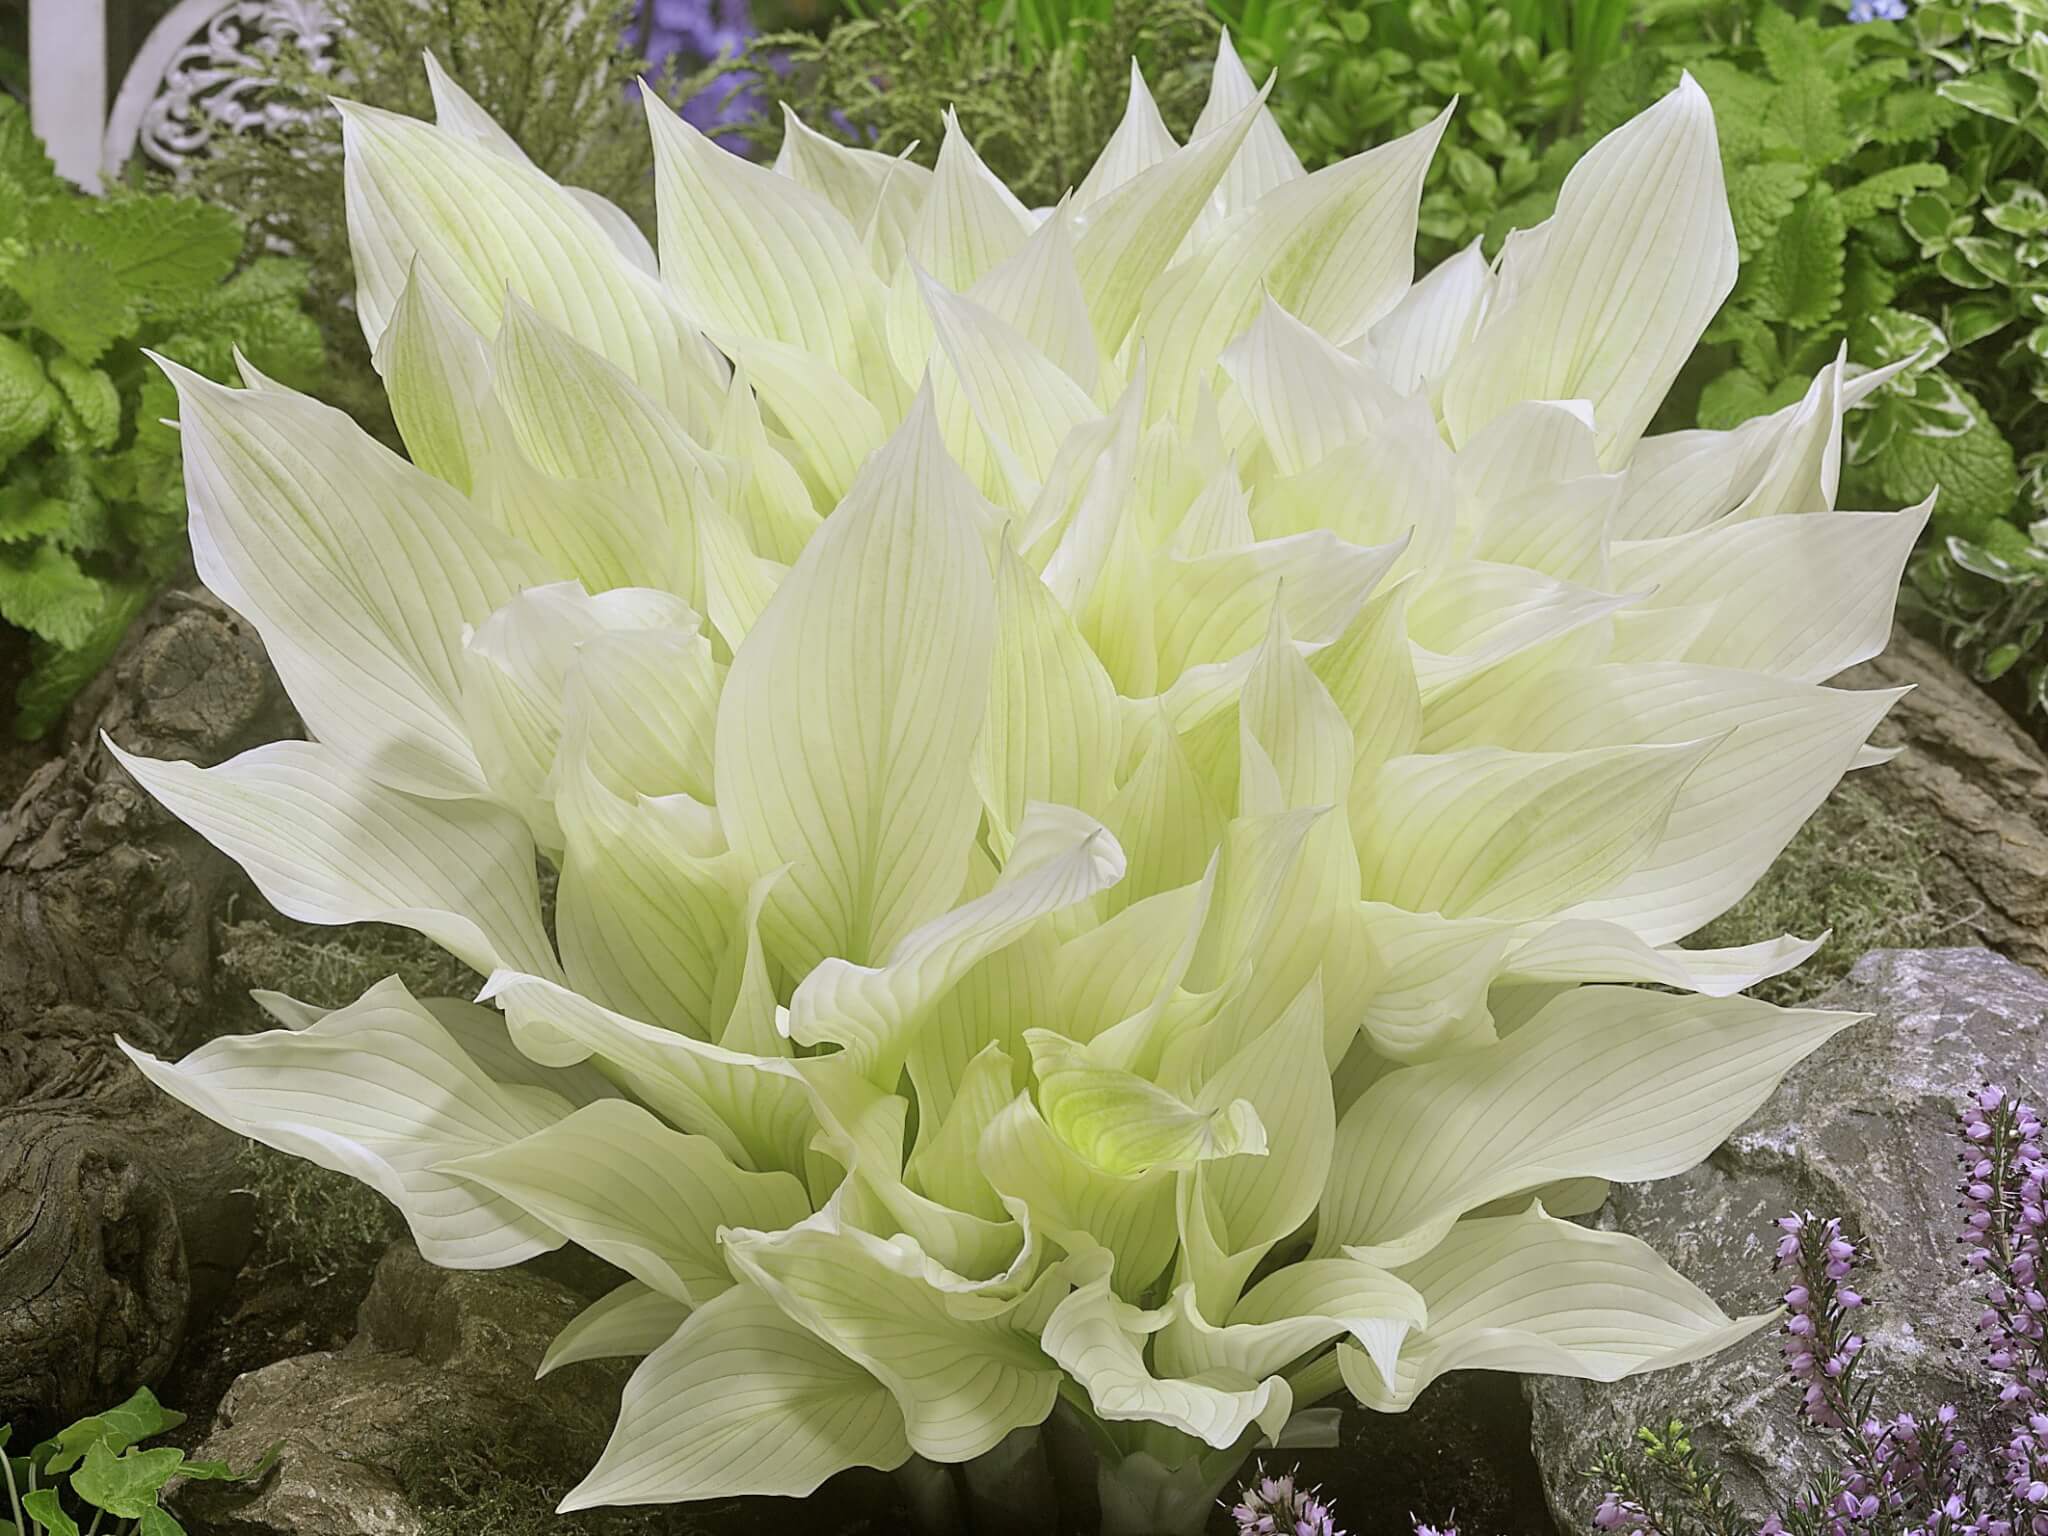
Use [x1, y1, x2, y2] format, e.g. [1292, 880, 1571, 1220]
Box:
[1231, 1466, 1342, 1536]
[635, 0, 763, 133]
[1960, 1088, 2048, 1408]
[1584, 1086, 2048, 1536]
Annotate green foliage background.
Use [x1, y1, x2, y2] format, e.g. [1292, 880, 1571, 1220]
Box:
[0, 101, 320, 738]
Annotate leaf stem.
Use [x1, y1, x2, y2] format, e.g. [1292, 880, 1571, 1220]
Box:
[1, 1445, 21, 1535]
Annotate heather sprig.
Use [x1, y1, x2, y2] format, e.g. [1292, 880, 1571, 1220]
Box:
[1589, 1085, 2048, 1536]
[1231, 1465, 1342, 1536]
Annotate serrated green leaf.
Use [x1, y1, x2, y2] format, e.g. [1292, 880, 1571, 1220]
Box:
[1837, 163, 1949, 223]
[9, 245, 136, 364]
[18, 1490, 76, 1536]
[1697, 366, 1774, 430]
[1763, 68, 1850, 163]
[1725, 161, 1810, 259]
[70, 1442, 183, 1520]
[0, 482, 72, 545]
[44, 358, 119, 453]
[1874, 88, 1961, 145]
[0, 99, 60, 202]
[1878, 375, 2020, 536]
[1749, 185, 1846, 330]
[0, 542, 105, 649]
[0, 334, 57, 461]
[14, 581, 151, 739]
[41, 196, 241, 311]
[1754, 8, 1825, 85]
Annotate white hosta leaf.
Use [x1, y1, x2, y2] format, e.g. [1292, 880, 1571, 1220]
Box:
[1355, 740, 1713, 921]
[118, 977, 567, 1267]
[1041, 1252, 1292, 1451]
[1074, 61, 1180, 212]
[373, 262, 488, 493]
[1220, 298, 1404, 477]
[1501, 920, 1823, 996]
[1357, 238, 1490, 392]
[644, 93, 882, 389]
[919, 269, 1101, 491]
[483, 973, 815, 1179]
[108, 738, 557, 981]
[714, 391, 997, 975]
[910, 113, 1037, 291]
[1317, 987, 1859, 1265]
[1354, 903, 1512, 1064]
[1339, 1204, 1771, 1411]
[1072, 95, 1265, 355]
[444, 1098, 810, 1306]
[775, 109, 933, 251]
[978, 539, 1121, 843]
[539, 1281, 690, 1377]
[560, 1281, 909, 1508]
[1609, 503, 1932, 683]
[713, 363, 825, 565]
[788, 803, 1126, 1082]
[722, 1215, 1066, 1463]
[1154, 1258, 1425, 1392]
[713, 331, 888, 506]
[1188, 29, 1305, 238]
[157, 359, 548, 799]
[1139, 109, 1447, 423]
[906, 1043, 1017, 1221]
[558, 619, 721, 805]
[1027, 1029, 1266, 1177]
[340, 99, 723, 422]
[968, 207, 1101, 396]
[1441, 76, 1736, 464]
[980, 1094, 1179, 1300]
[1504, 662, 1905, 943]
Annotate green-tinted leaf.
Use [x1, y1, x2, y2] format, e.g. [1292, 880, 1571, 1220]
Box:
[1836, 163, 1948, 223]
[0, 542, 103, 649]
[1696, 366, 1775, 430]
[39, 1389, 185, 1476]
[14, 581, 153, 738]
[70, 1442, 183, 1519]
[1749, 185, 1845, 330]
[19, 1490, 77, 1536]
[43, 196, 242, 309]
[1725, 161, 1810, 259]
[45, 358, 118, 453]
[0, 335, 57, 461]
[1938, 70, 2031, 123]
[10, 244, 136, 365]
[1948, 296, 2017, 349]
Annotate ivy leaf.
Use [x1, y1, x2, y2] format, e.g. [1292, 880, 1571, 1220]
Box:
[70, 1442, 185, 1521]
[170, 1442, 279, 1485]
[19, 1490, 77, 1536]
[1836, 162, 1949, 223]
[137, 1508, 185, 1536]
[1748, 184, 1847, 330]
[37, 1391, 185, 1477]
[8, 244, 137, 365]
[1725, 161, 1811, 259]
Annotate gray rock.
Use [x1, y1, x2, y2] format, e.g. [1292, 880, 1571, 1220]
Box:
[176, 1244, 625, 1536]
[1525, 947, 2048, 1531]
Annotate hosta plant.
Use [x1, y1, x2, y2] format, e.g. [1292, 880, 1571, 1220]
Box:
[117, 39, 1930, 1534]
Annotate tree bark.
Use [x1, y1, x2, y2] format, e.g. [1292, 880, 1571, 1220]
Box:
[0, 588, 292, 1434]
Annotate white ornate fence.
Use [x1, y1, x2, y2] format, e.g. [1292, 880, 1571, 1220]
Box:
[28, 0, 333, 192]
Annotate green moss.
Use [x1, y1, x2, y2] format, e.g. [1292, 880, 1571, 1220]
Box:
[216, 917, 478, 1281]
[398, 1428, 708, 1536]
[1693, 780, 1968, 1006]
[216, 916, 481, 1013]
[234, 1140, 402, 1284]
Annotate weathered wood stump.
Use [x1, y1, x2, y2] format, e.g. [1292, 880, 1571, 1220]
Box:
[0, 588, 291, 1433]
[1840, 626, 2048, 971]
